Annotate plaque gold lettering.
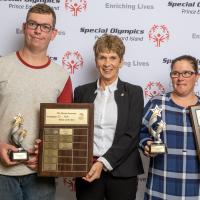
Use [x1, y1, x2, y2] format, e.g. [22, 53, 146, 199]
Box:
[43, 164, 57, 171]
[39, 103, 94, 177]
[44, 135, 58, 142]
[44, 128, 59, 135]
[45, 109, 88, 125]
[59, 128, 73, 135]
[44, 142, 58, 149]
[59, 143, 72, 150]
[44, 150, 58, 157]
[44, 157, 58, 164]
[59, 135, 73, 143]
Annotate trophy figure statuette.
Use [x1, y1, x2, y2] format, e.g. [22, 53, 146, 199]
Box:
[9, 113, 29, 161]
[148, 105, 167, 154]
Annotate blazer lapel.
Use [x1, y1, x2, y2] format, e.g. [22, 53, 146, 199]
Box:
[87, 82, 98, 103]
[114, 79, 126, 105]
[114, 79, 127, 135]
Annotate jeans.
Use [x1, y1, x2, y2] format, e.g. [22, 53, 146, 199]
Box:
[0, 173, 55, 200]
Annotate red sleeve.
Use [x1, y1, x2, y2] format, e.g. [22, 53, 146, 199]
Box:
[57, 77, 73, 103]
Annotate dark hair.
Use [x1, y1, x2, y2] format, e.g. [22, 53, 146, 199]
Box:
[171, 55, 198, 73]
[93, 34, 125, 60]
[26, 3, 56, 27]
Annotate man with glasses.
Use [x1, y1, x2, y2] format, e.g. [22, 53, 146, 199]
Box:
[139, 55, 200, 199]
[0, 4, 72, 200]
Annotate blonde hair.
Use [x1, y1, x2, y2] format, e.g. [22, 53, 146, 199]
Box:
[93, 34, 125, 60]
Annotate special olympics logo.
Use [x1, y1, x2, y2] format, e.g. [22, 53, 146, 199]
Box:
[144, 81, 165, 99]
[148, 25, 170, 47]
[65, 0, 87, 16]
[62, 50, 84, 74]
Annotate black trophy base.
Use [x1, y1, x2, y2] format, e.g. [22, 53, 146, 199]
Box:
[149, 143, 167, 154]
[9, 148, 29, 161]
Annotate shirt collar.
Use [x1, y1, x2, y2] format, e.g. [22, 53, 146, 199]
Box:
[95, 78, 118, 93]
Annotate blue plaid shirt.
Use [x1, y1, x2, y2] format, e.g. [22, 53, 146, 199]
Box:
[139, 93, 200, 200]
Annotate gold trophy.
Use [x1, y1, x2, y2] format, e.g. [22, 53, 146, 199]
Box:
[148, 105, 167, 154]
[9, 113, 29, 161]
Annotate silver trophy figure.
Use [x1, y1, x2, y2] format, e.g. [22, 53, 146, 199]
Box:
[148, 105, 167, 154]
[9, 113, 29, 161]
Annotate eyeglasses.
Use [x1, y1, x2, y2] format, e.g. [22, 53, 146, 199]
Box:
[170, 71, 197, 78]
[26, 20, 54, 33]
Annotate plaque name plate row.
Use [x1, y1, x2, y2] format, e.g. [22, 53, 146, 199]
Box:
[38, 103, 94, 177]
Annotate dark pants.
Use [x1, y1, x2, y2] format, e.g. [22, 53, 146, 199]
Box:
[75, 171, 138, 200]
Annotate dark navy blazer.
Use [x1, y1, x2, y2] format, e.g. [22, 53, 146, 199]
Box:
[74, 79, 144, 177]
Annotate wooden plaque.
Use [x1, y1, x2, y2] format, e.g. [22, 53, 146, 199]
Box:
[38, 103, 94, 177]
[189, 105, 200, 161]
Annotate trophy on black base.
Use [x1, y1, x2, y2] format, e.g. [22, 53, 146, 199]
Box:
[148, 105, 167, 154]
[9, 113, 29, 161]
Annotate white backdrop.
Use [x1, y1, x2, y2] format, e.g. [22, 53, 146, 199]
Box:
[1, 0, 200, 199]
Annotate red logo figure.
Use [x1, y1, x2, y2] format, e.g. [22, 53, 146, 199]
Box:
[62, 51, 84, 74]
[144, 81, 165, 99]
[148, 25, 170, 47]
[63, 177, 76, 192]
[65, 0, 87, 16]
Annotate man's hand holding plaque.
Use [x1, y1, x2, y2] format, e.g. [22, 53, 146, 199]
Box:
[8, 113, 29, 161]
[148, 105, 167, 154]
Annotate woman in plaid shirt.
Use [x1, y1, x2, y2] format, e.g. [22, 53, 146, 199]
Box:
[140, 55, 200, 200]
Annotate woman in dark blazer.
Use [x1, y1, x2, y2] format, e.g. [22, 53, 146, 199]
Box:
[74, 34, 144, 200]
